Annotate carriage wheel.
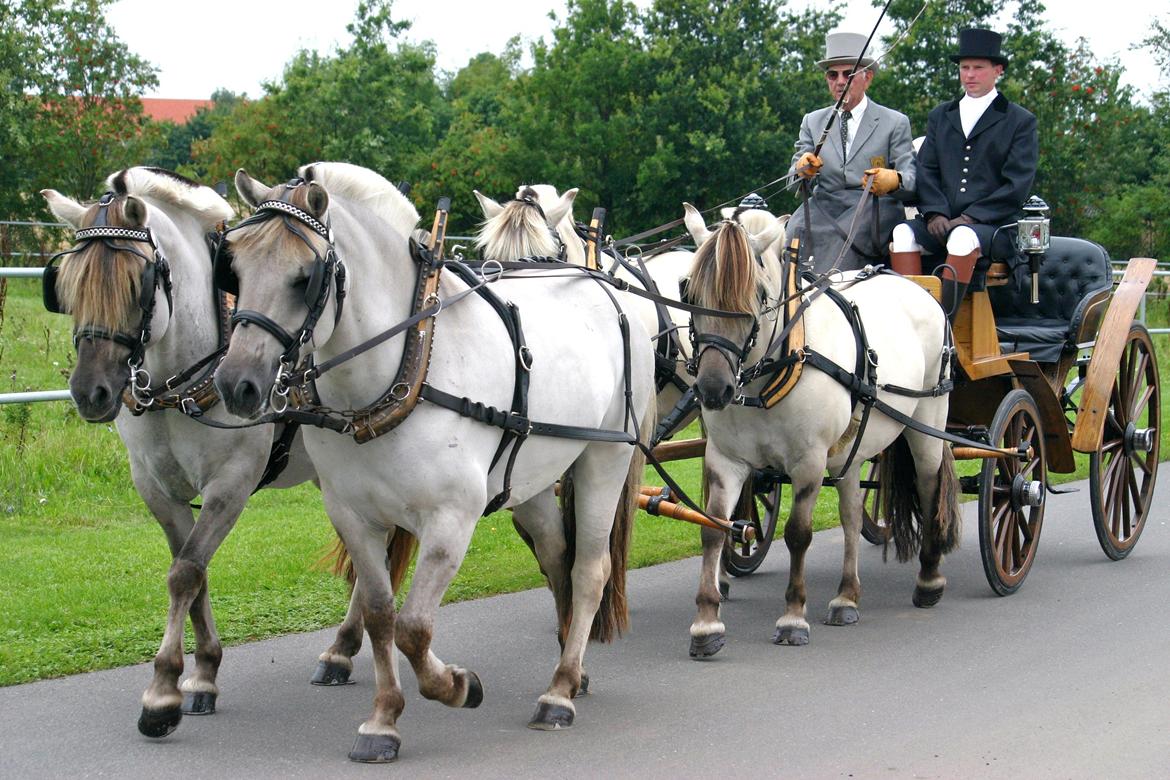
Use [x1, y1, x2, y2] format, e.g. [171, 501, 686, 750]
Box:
[1089, 323, 1161, 560]
[721, 474, 781, 577]
[859, 456, 889, 545]
[978, 389, 1047, 596]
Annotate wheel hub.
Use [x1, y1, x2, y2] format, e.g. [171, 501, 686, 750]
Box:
[1011, 474, 1044, 509]
[1125, 423, 1156, 454]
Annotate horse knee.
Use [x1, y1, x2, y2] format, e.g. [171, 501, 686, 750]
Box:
[167, 559, 206, 598]
[394, 615, 432, 660]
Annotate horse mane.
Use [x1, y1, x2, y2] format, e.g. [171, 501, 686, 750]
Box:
[299, 162, 419, 235]
[107, 166, 234, 228]
[57, 198, 144, 331]
[688, 221, 758, 313]
[475, 197, 560, 261]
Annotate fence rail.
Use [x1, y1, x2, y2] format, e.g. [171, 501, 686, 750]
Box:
[3, 259, 1168, 405]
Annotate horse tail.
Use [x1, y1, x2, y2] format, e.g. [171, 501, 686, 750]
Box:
[880, 434, 923, 563]
[319, 527, 417, 595]
[933, 445, 962, 554]
[591, 404, 652, 643]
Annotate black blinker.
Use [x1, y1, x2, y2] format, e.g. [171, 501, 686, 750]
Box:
[212, 241, 239, 296]
[42, 263, 63, 313]
[303, 258, 326, 308]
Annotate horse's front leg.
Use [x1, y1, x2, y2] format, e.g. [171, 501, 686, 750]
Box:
[312, 582, 364, 686]
[138, 482, 222, 716]
[394, 514, 482, 711]
[690, 456, 749, 659]
[826, 460, 863, 627]
[137, 482, 249, 738]
[773, 462, 825, 647]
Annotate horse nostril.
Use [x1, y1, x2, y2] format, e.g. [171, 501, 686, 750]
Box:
[90, 384, 110, 409]
[232, 380, 260, 414]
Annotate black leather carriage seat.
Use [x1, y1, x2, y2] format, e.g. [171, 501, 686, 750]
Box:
[988, 236, 1113, 363]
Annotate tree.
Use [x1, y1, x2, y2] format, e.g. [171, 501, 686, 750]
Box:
[149, 89, 244, 178]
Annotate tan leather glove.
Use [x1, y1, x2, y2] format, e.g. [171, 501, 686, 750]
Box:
[927, 214, 950, 242]
[795, 152, 823, 180]
[862, 167, 900, 196]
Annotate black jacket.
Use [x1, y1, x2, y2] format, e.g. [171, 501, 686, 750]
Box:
[916, 92, 1038, 225]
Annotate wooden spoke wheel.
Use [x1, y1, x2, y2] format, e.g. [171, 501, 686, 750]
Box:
[978, 389, 1047, 596]
[859, 456, 889, 545]
[721, 473, 781, 577]
[1089, 323, 1161, 560]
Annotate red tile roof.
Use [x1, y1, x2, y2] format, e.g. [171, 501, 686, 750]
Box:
[140, 98, 213, 124]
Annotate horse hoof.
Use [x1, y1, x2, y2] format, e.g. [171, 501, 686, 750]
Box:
[138, 706, 182, 738]
[913, 585, 944, 608]
[182, 691, 217, 715]
[772, 625, 810, 646]
[688, 632, 726, 659]
[528, 701, 574, 730]
[574, 674, 590, 697]
[824, 605, 859, 626]
[348, 733, 401, 763]
[719, 581, 730, 601]
[462, 671, 484, 709]
[310, 660, 354, 686]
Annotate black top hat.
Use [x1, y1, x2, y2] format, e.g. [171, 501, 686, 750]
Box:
[950, 28, 1008, 68]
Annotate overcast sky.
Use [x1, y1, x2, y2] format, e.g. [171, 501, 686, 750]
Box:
[107, 0, 1167, 101]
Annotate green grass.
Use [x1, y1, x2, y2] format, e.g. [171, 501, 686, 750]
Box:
[1, 277, 1167, 686]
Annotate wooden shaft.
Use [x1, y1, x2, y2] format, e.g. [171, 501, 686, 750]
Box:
[650, 437, 706, 462]
[952, 445, 1035, 460]
[637, 494, 753, 540]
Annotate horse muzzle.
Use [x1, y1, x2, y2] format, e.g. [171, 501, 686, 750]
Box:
[695, 374, 736, 411]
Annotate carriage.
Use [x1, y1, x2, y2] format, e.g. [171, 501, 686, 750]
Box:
[639, 198, 1161, 597]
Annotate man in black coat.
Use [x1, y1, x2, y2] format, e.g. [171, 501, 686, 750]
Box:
[890, 28, 1038, 318]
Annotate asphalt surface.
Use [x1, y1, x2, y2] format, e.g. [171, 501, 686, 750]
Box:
[2, 468, 1169, 779]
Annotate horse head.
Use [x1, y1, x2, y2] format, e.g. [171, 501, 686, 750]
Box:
[682, 203, 785, 411]
[473, 187, 577, 262]
[214, 169, 343, 418]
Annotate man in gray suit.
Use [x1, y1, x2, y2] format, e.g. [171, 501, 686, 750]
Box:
[785, 32, 917, 274]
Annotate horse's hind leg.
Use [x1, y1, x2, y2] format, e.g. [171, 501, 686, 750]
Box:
[529, 442, 635, 729]
[826, 461, 862, 627]
[513, 488, 589, 693]
[905, 428, 957, 608]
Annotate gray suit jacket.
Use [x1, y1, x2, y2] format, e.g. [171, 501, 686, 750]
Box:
[785, 99, 917, 271]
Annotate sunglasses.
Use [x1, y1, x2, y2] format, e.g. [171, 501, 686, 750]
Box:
[824, 69, 868, 81]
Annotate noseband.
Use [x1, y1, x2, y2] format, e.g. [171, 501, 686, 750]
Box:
[43, 191, 174, 380]
[214, 179, 347, 388]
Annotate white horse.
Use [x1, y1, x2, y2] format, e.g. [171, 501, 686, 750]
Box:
[40, 167, 404, 738]
[680, 205, 961, 656]
[213, 163, 655, 762]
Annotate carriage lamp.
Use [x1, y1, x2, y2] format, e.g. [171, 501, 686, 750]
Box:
[1017, 196, 1050, 305]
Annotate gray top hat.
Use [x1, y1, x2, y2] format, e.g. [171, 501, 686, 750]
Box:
[816, 32, 875, 70]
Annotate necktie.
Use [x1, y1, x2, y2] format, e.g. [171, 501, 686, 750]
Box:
[840, 110, 852, 158]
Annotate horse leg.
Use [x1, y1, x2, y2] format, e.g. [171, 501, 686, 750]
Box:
[513, 489, 591, 694]
[906, 431, 957, 608]
[825, 461, 862, 627]
[312, 583, 364, 686]
[529, 442, 637, 729]
[394, 517, 482, 711]
[774, 464, 824, 646]
[690, 459, 748, 659]
[138, 482, 249, 738]
[140, 489, 224, 715]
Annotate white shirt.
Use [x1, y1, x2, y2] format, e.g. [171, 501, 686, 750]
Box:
[959, 88, 998, 137]
[839, 95, 868, 158]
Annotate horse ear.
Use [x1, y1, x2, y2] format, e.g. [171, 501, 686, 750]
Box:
[473, 190, 504, 219]
[41, 189, 87, 229]
[234, 169, 270, 208]
[306, 181, 329, 219]
[123, 195, 148, 228]
[544, 187, 577, 227]
[748, 221, 785, 256]
[683, 203, 711, 246]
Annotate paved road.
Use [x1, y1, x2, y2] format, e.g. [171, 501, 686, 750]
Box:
[3, 469, 1169, 779]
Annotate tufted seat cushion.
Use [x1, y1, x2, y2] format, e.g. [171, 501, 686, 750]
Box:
[988, 236, 1113, 362]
